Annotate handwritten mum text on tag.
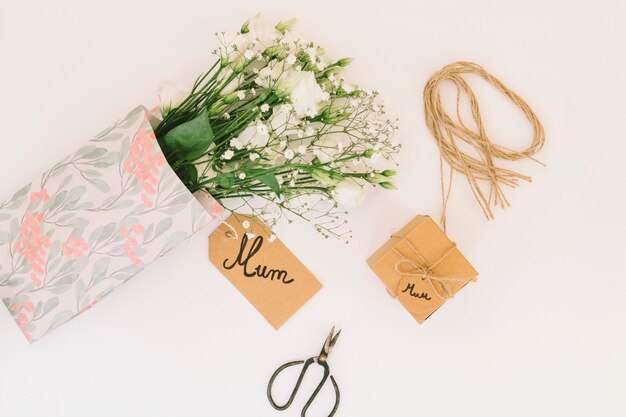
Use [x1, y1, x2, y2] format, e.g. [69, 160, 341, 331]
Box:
[208, 215, 322, 329]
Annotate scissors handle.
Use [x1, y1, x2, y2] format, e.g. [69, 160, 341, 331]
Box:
[267, 357, 340, 417]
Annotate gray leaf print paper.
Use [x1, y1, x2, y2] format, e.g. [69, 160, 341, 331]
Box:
[0, 106, 226, 343]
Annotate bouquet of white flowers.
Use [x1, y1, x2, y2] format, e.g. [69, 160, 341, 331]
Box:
[155, 14, 400, 241]
[0, 14, 400, 343]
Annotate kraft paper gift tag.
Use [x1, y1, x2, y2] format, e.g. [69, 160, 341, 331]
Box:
[209, 215, 322, 329]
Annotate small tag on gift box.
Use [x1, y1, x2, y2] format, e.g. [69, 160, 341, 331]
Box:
[396, 275, 443, 316]
[208, 215, 322, 329]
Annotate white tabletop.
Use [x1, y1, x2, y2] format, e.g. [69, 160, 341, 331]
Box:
[1, 1, 625, 416]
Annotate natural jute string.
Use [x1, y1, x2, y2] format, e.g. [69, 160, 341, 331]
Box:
[391, 234, 476, 303]
[423, 61, 545, 231]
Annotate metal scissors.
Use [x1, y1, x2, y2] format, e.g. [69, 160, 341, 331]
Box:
[267, 327, 341, 417]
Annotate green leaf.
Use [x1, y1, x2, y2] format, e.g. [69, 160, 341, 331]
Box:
[43, 297, 59, 316]
[258, 173, 281, 195]
[153, 218, 173, 240]
[177, 164, 198, 188]
[162, 110, 214, 160]
[33, 301, 43, 318]
[89, 178, 111, 193]
[48, 310, 75, 332]
[91, 258, 111, 285]
[5, 184, 31, 209]
[217, 173, 235, 189]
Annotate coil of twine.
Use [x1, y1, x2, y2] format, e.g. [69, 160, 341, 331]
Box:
[423, 61, 545, 231]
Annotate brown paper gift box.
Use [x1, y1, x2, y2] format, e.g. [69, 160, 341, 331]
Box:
[367, 215, 478, 323]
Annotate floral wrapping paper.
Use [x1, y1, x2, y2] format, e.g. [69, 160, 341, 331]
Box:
[0, 106, 225, 343]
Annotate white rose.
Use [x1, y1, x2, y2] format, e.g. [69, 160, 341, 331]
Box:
[247, 15, 283, 48]
[291, 76, 329, 117]
[276, 71, 328, 117]
[158, 81, 189, 114]
[229, 16, 283, 63]
[255, 60, 289, 89]
[332, 180, 365, 209]
[237, 123, 270, 148]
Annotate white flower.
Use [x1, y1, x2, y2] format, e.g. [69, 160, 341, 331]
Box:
[305, 47, 316, 61]
[342, 83, 354, 93]
[369, 153, 380, 164]
[222, 150, 235, 160]
[247, 16, 283, 47]
[158, 81, 189, 114]
[260, 103, 270, 112]
[238, 172, 246, 179]
[230, 138, 243, 150]
[315, 132, 350, 163]
[269, 105, 300, 133]
[256, 122, 269, 136]
[284, 149, 295, 159]
[297, 145, 307, 154]
[229, 15, 283, 63]
[249, 152, 260, 161]
[223, 112, 230, 120]
[286, 54, 297, 65]
[237, 123, 270, 148]
[279, 140, 287, 149]
[277, 71, 328, 117]
[259, 66, 272, 79]
[268, 234, 277, 243]
[237, 91, 246, 100]
[242, 220, 251, 229]
[333, 180, 365, 209]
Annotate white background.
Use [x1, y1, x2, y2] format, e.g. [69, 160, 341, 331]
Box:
[1, 0, 625, 416]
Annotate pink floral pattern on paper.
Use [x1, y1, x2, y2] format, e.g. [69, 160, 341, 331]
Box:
[30, 188, 49, 204]
[120, 224, 145, 266]
[62, 236, 89, 259]
[123, 128, 165, 208]
[14, 211, 50, 287]
[0, 106, 225, 343]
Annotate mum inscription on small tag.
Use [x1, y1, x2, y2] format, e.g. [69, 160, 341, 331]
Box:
[401, 282, 432, 301]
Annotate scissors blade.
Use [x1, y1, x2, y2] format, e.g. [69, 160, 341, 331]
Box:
[321, 326, 341, 358]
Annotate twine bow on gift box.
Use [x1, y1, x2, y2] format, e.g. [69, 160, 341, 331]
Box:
[391, 235, 477, 301]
